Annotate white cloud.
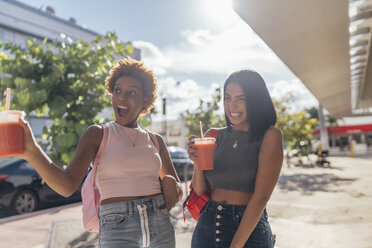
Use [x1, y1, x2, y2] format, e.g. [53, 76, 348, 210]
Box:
[268, 79, 319, 112]
[132, 40, 171, 75]
[153, 77, 221, 121]
[181, 29, 214, 46]
[135, 18, 317, 118]
[164, 22, 284, 76]
[134, 20, 287, 77]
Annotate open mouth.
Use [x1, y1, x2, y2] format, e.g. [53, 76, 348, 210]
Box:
[117, 105, 129, 117]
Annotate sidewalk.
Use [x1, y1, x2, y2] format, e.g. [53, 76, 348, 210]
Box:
[0, 197, 195, 248]
[267, 155, 372, 247]
[0, 156, 371, 247]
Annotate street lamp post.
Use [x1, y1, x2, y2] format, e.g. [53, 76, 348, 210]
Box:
[162, 97, 167, 143]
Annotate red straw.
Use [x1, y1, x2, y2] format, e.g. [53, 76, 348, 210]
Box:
[5, 88, 11, 111]
[199, 121, 204, 138]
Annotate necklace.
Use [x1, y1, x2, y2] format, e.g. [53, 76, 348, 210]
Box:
[232, 130, 246, 149]
[122, 128, 140, 147]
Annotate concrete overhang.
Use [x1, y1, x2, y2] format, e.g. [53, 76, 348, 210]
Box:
[233, 0, 372, 117]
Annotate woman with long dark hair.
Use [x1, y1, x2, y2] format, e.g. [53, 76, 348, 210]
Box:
[189, 69, 283, 248]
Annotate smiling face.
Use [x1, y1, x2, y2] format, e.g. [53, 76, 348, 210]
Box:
[111, 76, 149, 127]
[224, 82, 249, 131]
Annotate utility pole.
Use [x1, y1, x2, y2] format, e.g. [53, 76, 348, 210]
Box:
[162, 97, 167, 143]
[318, 105, 329, 152]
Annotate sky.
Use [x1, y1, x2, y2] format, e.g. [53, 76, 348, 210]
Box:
[18, 0, 320, 121]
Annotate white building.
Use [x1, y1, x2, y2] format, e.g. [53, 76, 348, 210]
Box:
[0, 0, 140, 58]
[148, 115, 189, 148]
[0, 0, 140, 139]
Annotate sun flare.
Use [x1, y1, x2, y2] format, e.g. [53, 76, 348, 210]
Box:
[205, 0, 233, 14]
[203, 0, 236, 25]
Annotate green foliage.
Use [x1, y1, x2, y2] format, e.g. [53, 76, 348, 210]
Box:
[185, 87, 225, 137]
[274, 97, 318, 154]
[138, 116, 151, 128]
[306, 106, 319, 119]
[0, 32, 131, 166]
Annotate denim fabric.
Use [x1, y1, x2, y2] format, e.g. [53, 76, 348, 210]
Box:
[98, 194, 175, 248]
[192, 200, 275, 248]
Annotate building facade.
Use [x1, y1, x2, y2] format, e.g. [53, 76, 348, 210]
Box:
[148, 115, 189, 149]
[312, 124, 372, 155]
[0, 0, 140, 139]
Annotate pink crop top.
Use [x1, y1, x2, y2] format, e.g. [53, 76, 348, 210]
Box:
[95, 122, 162, 201]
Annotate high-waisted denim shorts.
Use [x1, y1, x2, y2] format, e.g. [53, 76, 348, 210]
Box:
[98, 194, 175, 248]
[192, 200, 275, 248]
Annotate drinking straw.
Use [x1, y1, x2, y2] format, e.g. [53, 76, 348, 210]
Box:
[5, 88, 11, 111]
[199, 121, 204, 138]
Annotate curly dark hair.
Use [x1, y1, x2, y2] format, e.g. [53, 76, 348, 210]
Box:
[105, 58, 157, 115]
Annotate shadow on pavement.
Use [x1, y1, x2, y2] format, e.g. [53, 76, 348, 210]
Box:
[292, 163, 343, 170]
[277, 173, 357, 194]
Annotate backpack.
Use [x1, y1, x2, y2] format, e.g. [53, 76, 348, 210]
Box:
[81, 123, 159, 233]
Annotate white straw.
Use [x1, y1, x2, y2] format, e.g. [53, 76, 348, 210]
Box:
[199, 121, 204, 138]
[5, 88, 11, 111]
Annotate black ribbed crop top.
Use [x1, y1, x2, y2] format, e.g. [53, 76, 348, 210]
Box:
[204, 126, 264, 192]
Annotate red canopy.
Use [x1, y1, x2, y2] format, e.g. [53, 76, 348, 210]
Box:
[313, 124, 372, 135]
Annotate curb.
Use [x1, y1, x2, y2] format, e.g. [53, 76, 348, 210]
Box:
[0, 202, 81, 224]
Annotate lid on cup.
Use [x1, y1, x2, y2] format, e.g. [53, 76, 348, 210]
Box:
[0, 110, 26, 123]
[194, 137, 216, 144]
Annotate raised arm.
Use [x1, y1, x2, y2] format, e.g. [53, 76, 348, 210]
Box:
[230, 127, 283, 247]
[18, 119, 102, 197]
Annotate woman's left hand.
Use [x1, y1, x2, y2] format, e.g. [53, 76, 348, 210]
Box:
[161, 175, 179, 211]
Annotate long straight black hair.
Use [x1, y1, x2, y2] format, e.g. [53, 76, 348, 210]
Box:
[224, 69, 277, 140]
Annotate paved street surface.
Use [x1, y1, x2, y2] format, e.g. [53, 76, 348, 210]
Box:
[0, 155, 371, 248]
[268, 155, 372, 248]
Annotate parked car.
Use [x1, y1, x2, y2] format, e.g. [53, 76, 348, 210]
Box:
[168, 146, 194, 181]
[0, 158, 81, 215]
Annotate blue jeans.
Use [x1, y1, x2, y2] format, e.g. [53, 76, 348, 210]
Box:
[98, 194, 175, 248]
[192, 200, 275, 248]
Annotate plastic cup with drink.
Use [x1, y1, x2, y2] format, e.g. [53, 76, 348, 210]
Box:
[0, 88, 25, 157]
[193, 121, 217, 170]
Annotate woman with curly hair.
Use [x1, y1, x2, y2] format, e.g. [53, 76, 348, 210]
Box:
[12, 58, 182, 247]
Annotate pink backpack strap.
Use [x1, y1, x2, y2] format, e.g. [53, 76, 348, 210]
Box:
[91, 123, 109, 188]
[146, 130, 160, 152]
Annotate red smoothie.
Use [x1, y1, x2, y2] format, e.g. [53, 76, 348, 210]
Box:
[0, 111, 25, 157]
[0, 122, 23, 157]
[194, 137, 217, 170]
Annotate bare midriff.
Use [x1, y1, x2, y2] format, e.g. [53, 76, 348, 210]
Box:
[100, 192, 163, 205]
[211, 188, 253, 205]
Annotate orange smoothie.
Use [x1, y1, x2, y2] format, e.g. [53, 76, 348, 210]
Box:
[0, 111, 25, 157]
[194, 137, 217, 170]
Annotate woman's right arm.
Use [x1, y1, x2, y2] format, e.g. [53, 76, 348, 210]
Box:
[188, 130, 214, 196]
[18, 119, 103, 197]
[191, 166, 208, 196]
